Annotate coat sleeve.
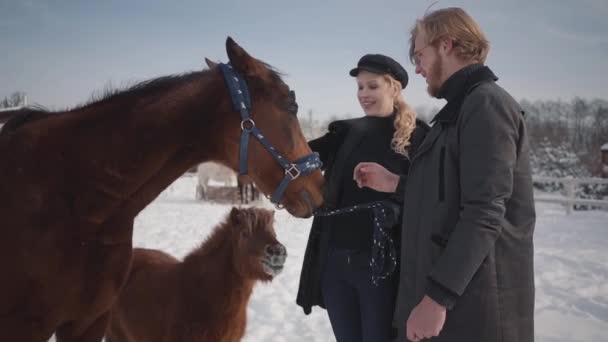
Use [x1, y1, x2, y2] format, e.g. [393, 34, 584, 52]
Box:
[308, 121, 347, 171]
[428, 88, 522, 296]
[308, 134, 334, 171]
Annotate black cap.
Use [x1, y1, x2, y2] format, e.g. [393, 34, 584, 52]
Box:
[349, 54, 409, 89]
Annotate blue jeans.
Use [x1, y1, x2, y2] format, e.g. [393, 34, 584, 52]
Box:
[321, 248, 396, 342]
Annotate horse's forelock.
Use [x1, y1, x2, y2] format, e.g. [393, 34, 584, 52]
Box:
[261, 208, 274, 226]
[234, 207, 274, 233]
[247, 62, 287, 91]
[262, 63, 285, 81]
[252, 208, 275, 234]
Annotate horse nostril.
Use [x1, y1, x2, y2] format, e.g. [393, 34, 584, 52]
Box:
[277, 244, 286, 256]
[265, 244, 286, 256]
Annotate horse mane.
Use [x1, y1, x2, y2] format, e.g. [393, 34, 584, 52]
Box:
[0, 71, 209, 133]
[82, 71, 205, 110]
[184, 218, 234, 263]
[260, 62, 286, 83]
[89, 61, 285, 110]
[1, 63, 284, 134]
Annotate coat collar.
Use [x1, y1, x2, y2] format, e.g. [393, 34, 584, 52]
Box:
[410, 65, 497, 162]
[430, 64, 498, 124]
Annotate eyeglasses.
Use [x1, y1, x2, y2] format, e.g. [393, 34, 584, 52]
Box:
[413, 43, 431, 66]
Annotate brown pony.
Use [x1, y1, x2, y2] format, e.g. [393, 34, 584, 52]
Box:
[0, 37, 323, 341]
[106, 207, 284, 342]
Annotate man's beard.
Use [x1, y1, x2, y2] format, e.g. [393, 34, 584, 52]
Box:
[427, 53, 444, 98]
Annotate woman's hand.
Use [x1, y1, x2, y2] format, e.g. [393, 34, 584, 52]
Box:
[353, 162, 400, 193]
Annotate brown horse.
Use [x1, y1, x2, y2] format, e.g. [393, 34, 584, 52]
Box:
[106, 207, 284, 342]
[0, 37, 323, 341]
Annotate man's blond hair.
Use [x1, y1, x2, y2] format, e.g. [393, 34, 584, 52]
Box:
[409, 7, 490, 64]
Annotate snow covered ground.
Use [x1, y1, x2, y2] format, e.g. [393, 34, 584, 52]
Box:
[50, 175, 607, 341]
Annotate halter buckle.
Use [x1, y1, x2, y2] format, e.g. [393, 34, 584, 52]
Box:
[285, 164, 301, 180]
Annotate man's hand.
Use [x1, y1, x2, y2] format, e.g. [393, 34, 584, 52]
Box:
[353, 162, 399, 193]
[406, 295, 447, 341]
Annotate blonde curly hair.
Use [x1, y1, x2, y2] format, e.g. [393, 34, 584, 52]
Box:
[382, 75, 417, 156]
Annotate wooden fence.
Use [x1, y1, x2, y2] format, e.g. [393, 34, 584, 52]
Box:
[533, 176, 608, 214]
[0, 106, 24, 128]
[0, 106, 23, 112]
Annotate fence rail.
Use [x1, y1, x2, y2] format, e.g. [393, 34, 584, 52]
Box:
[533, 176, 608, 213]
[0, 106, 24, 112]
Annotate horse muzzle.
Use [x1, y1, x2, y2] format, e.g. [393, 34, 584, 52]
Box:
[261, 243, 287, 277]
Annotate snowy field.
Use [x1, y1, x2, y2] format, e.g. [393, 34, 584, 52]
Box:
[50, 175, 607, 341]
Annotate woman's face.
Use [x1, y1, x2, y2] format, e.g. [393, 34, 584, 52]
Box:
[356, 71, 396, 117]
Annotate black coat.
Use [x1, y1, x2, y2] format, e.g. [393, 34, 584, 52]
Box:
[393, 66, 536, 342]
[296, 116, 429, 315]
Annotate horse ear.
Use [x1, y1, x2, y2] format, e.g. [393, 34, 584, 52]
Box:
[204, 57, 218, 69]
[225, 36, 266, 78]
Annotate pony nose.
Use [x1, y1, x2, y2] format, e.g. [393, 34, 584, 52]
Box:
[265, 243, 287, 267]
[265, 243, 286, 257]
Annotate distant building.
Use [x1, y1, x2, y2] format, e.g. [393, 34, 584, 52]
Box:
[602, 143, 608, 178]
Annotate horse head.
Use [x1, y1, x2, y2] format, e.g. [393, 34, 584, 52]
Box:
[228, 207, 286, 282]
[208, 38, 324, 218]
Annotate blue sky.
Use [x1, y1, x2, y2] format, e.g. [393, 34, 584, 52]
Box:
[1, 0, 606, 120]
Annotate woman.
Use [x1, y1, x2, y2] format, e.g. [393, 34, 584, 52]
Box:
[296, 54, 429, 342]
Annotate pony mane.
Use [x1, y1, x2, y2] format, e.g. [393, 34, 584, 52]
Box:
[187, 218, 234, 262]
[183, 208, 272, 263]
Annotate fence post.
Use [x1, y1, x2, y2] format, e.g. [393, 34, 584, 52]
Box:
[565, 179, 575, 214]
[602, 144, 608, 178]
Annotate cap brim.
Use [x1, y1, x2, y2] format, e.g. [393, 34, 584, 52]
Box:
[349, 66, 386, 77]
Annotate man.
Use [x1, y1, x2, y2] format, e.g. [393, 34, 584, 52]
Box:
[354, 7, 536, 342]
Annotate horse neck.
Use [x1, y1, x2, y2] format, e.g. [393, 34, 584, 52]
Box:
[56, 70, 241, 222]
[181, 224, 255, 313]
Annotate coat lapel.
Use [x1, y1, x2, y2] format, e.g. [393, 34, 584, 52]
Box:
[410, 113, 449, 162]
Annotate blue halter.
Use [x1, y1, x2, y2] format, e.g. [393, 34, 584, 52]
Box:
[219, 63, 322, 207]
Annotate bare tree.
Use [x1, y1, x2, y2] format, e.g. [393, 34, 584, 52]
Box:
[523, 98, 608, 177]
